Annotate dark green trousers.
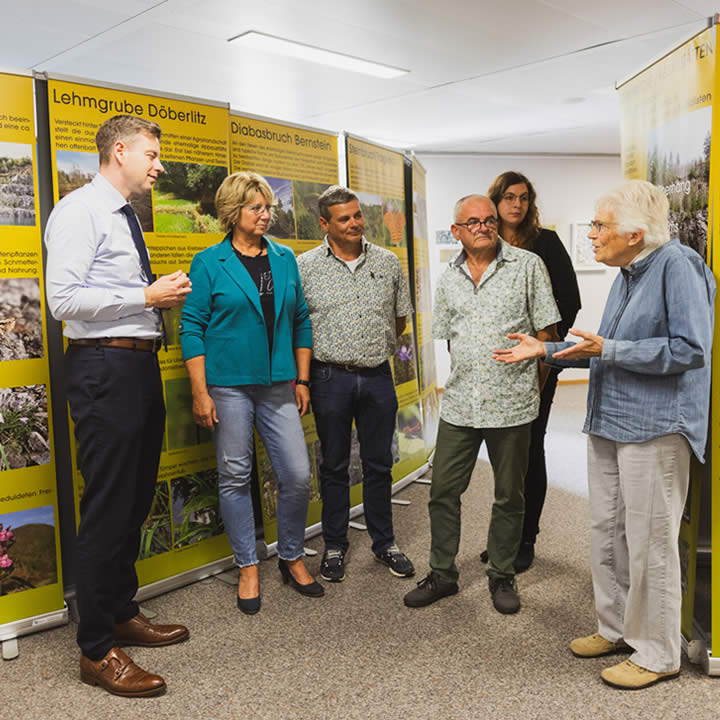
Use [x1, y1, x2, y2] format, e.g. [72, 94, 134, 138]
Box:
[429, 418, 531, 582]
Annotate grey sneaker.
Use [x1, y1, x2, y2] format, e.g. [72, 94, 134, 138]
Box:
[375, 544, 415, 578]
[320, 548, 345, 582]
[404, 571, 458, 607]
[489, 576, 520, 614]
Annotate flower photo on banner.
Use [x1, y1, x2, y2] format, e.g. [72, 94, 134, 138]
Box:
[0, 505, 57, 597]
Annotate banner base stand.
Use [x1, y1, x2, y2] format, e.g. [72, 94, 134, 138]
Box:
[392, 499, 411, 505]
[134, 556, 235, 603]
[215, 568, 239, 587]
[409, 459, 432, 486]
[349, 521, 367, 531]
[2, 638, 18, 660]
[0, 603, 69, 660]
[683, 624, 720, 676]
[258, 463, 432, 558]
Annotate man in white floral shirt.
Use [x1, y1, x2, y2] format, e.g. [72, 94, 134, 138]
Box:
[298, 186, 415, 585]
[404, 194, 560, 614]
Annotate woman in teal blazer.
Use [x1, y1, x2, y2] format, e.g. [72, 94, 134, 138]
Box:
[181, 171, 323, 614]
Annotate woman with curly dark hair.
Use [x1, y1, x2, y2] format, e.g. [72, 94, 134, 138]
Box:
[485, 170, 581, 572]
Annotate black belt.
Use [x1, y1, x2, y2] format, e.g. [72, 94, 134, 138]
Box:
[313, 360, 386, 374]
[68, 337, 162, 352]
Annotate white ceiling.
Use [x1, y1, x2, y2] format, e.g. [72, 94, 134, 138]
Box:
[2, 0, 717, 154]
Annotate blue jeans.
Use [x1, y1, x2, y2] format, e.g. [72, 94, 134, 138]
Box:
[208, 382, 310, 566]
[310, 361, 398, 555]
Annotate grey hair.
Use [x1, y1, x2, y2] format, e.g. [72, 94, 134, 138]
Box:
[317, 185, 359, 220]
[596, 180, 670, 251]
[453, 194, 496, 222]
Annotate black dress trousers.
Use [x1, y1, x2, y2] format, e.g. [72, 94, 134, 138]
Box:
[66, 344, 165, 660]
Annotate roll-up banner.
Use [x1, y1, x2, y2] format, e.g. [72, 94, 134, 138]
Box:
[411, 157, 439, 458]
[345, 136, 426, 491]
[617, 23, 714, 656]
[0, 71, 67, 640]
[45, 76, 233, 593]
[229, 111, 340, 546]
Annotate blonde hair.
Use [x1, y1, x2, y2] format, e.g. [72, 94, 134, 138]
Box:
[596, 180, 670, 250]
[215, 172, 274, 233]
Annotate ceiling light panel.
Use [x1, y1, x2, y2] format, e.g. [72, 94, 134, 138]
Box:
[228, 31, 409, 79]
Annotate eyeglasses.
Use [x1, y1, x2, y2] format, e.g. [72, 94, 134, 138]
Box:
[502, 193, 529, 204]
[455, 216, 498, 231]
[589, 220, 616, 233]
[244, 204, 274, 215]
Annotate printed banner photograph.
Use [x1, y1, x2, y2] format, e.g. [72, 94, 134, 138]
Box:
[230, 113, 339, 255]
[0, 72, 64, 626]
[46, 78, 232, 588]
[618, 27, 713, 259]
[346, 136, 426, 486]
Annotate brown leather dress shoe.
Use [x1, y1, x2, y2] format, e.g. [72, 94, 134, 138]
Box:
[115, 612, 189, 647]
[80, 647, 166, 697]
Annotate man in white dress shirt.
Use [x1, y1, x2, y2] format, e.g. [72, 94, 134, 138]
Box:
[45, 115, 191, 698]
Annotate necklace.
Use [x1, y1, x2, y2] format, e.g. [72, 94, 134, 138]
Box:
[233, 239, 264, 257]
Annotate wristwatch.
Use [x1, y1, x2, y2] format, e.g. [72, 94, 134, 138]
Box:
[296, 379, 311, 387]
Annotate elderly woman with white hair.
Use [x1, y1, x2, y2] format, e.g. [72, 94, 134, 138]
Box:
[493, 179, 715, 690]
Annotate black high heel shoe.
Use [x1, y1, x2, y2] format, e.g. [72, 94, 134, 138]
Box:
[237, 593, 261, 615]
[278, 559, 325, 597]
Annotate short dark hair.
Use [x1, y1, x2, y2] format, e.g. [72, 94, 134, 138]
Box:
[96, 115, 162, 166]
[317, 185, 359, 220]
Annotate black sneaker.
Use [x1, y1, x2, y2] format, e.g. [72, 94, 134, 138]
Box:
[514, 542, 535, 573]
[489, 576, 520, 614]
[375, 544, 415, 578]
[320, 548, 345, 582]
[403, 572, 458, 607]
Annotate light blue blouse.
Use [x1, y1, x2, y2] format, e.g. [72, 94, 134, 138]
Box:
[545, 239, 715, 461]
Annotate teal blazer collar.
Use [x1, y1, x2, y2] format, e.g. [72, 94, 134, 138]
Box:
[217, 233, 289, 326]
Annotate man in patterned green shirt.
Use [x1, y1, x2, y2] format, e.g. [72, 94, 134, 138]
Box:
[298, 186, 415, 584]
[404, 194, 560, 614]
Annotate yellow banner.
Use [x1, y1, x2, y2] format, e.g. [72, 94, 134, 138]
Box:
[47, 79, 232, 586]
[618, 26, 715, 643]
[619, 28, 713, 261]
[227, 113, 339, 545]
[230, 113, 339, 255]
[346, 136, 426, 479]
[710, 23, 720, 662]
[346, 136, 409, 272]
[0, 72, 64, 624]
[412, 158, 439, 456]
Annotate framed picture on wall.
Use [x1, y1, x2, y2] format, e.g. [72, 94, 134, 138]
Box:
[435, 229, 456, 245]
[570, 222, 605, 271]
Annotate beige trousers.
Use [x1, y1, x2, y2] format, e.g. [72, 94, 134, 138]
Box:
[587, 433, 691, 673]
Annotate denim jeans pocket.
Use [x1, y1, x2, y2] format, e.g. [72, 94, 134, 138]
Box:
[310, 365, 331, 383]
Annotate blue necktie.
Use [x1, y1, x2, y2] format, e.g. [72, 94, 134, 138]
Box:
[120, 204, 155, 283]
[119, 203, 166, 347]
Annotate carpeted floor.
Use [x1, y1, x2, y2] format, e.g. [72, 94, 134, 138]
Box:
[3, 385, 718, 719]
